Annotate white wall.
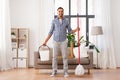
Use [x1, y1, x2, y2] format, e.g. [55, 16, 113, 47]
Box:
[111, 0, 120, 67]
[10, 0, 54, 67]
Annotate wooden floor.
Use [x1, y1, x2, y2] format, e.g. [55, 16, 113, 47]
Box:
[0, 68, 120, 80]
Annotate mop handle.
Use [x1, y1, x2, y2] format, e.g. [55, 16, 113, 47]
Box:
[77, 14, 80, 64]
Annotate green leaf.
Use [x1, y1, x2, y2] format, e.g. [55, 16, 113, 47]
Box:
[94, 46, 100, 53]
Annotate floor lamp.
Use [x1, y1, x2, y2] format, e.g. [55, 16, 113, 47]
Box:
[91, 26, 103, 69]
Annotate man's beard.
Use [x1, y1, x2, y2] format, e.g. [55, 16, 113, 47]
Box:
[59, 14, 63, 17]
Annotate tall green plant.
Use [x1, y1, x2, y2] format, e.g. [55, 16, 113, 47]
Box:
[67, 33, 78, 47]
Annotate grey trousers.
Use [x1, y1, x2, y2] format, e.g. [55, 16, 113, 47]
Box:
[52, 40, 68, 73]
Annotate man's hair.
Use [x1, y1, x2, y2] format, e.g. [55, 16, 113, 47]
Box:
[57, 7, 64, 11]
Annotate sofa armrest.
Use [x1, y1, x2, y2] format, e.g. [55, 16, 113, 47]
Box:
[34, 51, 39, 68]
[87, 50, 93, 66]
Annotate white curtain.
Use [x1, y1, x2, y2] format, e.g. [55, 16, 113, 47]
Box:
[38, 0, 54, 47]
[93, 0, 116, 69]
[0, 0, 13, 71]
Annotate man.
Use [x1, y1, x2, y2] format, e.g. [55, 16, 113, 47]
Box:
[43, 7, 79, 77]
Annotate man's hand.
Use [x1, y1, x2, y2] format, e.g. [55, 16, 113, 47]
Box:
[77, 26, 80, 31]
[72, 27, 80, 33]
[42, 42, 46, 46]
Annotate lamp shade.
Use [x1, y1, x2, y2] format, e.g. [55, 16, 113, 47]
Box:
[91, 26, 103, 35]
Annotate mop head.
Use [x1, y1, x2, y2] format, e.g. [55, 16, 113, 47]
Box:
[75, 64, 85, 76]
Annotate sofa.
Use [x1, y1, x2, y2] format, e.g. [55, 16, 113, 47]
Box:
[34, 48, 94, 74]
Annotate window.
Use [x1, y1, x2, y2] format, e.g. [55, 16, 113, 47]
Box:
[54, 0, 95, 45]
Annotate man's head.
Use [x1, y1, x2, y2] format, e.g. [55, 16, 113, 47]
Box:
[57, 7, 64, 19]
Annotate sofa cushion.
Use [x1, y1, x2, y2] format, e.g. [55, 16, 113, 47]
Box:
[37, 57, 89, 65]
[68, 58, 90, 65]
[73, 43, 89, 58]
[37, 59, 52, 65]
[57, 47, 75, 59]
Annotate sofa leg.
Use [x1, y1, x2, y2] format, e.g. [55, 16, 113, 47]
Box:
[88, 69, 90, 74]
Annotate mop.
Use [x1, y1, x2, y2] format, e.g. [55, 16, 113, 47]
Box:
[75, 14, 85, 76]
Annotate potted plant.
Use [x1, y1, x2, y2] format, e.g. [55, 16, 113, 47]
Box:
[11, 32, 16, 38]
[24, 34, 26, 38]
[67, 33, 77, 58]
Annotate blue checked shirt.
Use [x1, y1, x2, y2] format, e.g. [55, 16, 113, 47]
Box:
[48, 17, 72, 42]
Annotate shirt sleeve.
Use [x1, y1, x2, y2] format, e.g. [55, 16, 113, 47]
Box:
[67, 20, 72, 33]
[48, 20, 54, 35]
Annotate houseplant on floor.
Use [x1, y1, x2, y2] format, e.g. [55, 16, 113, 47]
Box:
[67, 33, 78, 58]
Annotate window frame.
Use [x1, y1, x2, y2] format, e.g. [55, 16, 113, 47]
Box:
[54, 0, 95, 46]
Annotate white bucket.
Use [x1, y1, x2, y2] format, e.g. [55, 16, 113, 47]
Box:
[39, 50, 49, 61]
[38, 45, 50, 61]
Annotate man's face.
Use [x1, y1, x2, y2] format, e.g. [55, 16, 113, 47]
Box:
[57, 9, 64, 18]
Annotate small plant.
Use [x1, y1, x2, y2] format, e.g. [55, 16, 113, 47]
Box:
[67, 33, 100, 53]
[11, 32, 15, 35]
[24, 34, 26, 38]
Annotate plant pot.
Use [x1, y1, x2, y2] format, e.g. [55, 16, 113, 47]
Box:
[11, 35, 16, 38]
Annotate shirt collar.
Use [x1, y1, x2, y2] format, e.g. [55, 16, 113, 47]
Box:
[56, 16, 65, 20]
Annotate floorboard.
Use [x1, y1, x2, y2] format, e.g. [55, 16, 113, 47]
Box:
[0, 68, 120, 80]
